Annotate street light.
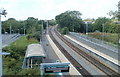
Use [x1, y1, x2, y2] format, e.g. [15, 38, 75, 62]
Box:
[24, 25, 25, 35]
[47, 20, 48, 34]
[40, 21, 43, 43]
[84, 21, 94, 39]
[102, 23, 105, 44]
[115, 21, 120, 44]
[0, 8, 7, 77]
[85, 22, 88, 35]
[9, 23, 11, 35]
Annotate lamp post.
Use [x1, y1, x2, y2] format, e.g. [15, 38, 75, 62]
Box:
[0, 8, 7, 77]
[85, 21, 94, 39]
[85, 21, 88, 39]
[41, 21, 43, 42]
[24, 25, 25, 35]
[85, 22, 88, 35]
[102, 24, 105, 44]
[9, 23, 11, 35]
[46, 20, 48, 34]
[40, 21, 43, 43]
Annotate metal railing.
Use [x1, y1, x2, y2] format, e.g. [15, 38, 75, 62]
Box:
[69, 32, 118, 53]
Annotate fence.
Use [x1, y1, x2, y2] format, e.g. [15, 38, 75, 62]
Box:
[69, 32, 118, 53]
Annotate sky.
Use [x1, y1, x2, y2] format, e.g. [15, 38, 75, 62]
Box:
[0, 0, 119, 21]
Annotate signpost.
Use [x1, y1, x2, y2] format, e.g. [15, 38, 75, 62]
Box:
[40, 62, 70, 76]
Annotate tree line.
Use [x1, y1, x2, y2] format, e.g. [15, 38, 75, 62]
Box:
[55, 10, 119, 34]
[2, 17, 56, 41]
[2, 17, 56, 34]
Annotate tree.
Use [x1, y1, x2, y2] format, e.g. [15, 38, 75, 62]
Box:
[25, 17, 39, 34]
[48, 19, 56, 26]
[92, 17, 109, 32]
[2, 19, 22, 34]
[61, 27, 69, 34]
[107, 11, 118, 19]
[118, 1, 120, 20]
[55, 10, 85, 33]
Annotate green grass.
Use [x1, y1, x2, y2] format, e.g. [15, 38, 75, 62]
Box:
[88, 32, 119, 45]
[3, 35, 39, 75]
[10, 35, 39, 48]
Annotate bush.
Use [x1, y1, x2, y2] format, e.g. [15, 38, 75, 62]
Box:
[3, 35, 39, 75]
[27, 31, 40, 41]
[60, 27, 69, 35]
[18, 68, 40, 75]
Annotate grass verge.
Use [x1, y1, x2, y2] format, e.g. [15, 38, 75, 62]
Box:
[3, 35, 39, 75]
[88, 32, 119, 45]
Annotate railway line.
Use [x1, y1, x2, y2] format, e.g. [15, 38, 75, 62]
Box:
[49, 26, 120, 77]
[49, 27, 92, 77]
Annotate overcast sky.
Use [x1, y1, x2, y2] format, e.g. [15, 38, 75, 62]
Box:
[0, 0, 119, 21]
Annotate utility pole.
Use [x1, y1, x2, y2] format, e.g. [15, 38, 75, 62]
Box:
[85, 21, 94, 39]
[102, 24, 105, 44]
[47, 20, 48, 34]
[85, 22, 88, 39]
[24, 25, 25, 35]
[0, 8, 7, 77]
[10, 23, 11, 34]
[118, 1, 120, 21]
[86, 22, 88, 35]
[40, 21, 43, 43]
[0, 12, 2, 77]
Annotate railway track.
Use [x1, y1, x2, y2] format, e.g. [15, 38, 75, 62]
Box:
[51, 26, 120, 77]
[49, 27, 92, 77]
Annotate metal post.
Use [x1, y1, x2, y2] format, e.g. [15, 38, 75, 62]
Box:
[24, 25, 25, 35]
[102, 24, 104, 44]
[86, 22, 88, 39]
[31, 58, 32, 68]
[47, 21, 48, 34]
[41, 21, 43, 43]
[86, 22, 88, 35]
[0, 15, 2, 77]
[27, 58, 29, 68]
[10, 24, 11, 34]
[40, 64, 44, 77]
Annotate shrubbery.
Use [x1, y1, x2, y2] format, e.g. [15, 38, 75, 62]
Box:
[18, 68, 40, 75]
[3, 35, 39, 75]
[60, 27, 69, 35]
[27, 31, 41, 41]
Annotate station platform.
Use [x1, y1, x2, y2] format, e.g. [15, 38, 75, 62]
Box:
[46, 34, 82, 76]
[64, 35, 120, 66]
